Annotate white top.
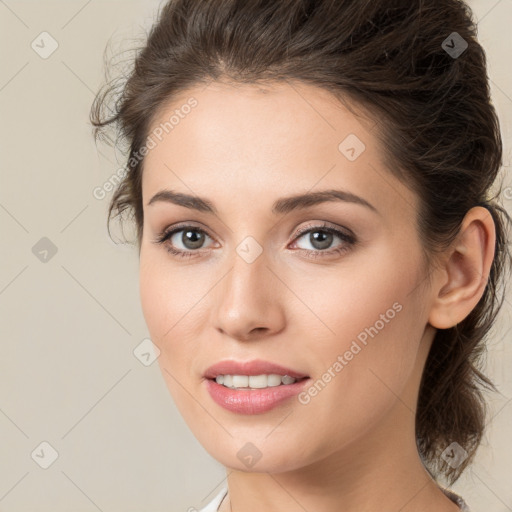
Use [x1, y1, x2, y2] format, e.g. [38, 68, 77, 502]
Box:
[197, 486, 471, 511]
[197, 487, 228, 512]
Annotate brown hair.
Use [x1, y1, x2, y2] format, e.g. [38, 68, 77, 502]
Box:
[90, 0, 511, 485]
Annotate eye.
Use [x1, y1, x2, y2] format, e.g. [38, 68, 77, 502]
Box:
[290, 222, 356, 258]
[152, 221, 356, 260]
[152, 224, 215, 259]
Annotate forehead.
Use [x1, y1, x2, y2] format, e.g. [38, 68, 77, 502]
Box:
[141, 80, 417, 220]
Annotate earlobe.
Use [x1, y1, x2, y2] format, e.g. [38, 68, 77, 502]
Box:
[428, 206, 496, 329]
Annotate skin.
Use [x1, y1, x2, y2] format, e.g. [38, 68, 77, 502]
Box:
[138, 80, 495, 512]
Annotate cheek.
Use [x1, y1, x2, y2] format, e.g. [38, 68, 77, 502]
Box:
[297, 241, 422, 353]
[293, 249, 426, 444]
[138, 248, 218, 394]
[139, 250, 205, 343]
[138, 255, 202, 407]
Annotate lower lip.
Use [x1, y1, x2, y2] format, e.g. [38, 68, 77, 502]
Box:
[204, 378, 310, 415]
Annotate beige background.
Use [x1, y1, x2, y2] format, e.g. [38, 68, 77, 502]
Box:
[1, 1, 511, 511]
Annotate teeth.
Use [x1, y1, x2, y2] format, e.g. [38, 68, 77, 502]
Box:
[281, 375, 296, 385]
[214, 374, 299, 389]
[232, 375, 249, 387]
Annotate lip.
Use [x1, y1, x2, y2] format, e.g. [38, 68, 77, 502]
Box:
[202, 359, 310, 415]
[204, 378, 311, 415]
[203, 359, 309, 380]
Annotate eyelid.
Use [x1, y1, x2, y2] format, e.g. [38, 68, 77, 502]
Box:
[153, 220, 353, 243]
[291, 221, 356, 242]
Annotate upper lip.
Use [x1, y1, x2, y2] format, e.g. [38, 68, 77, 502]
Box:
[203, 359, 309, 380]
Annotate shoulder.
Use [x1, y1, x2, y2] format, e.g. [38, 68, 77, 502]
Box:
[441, 487, 472, 512]
[196, 487, 228, 512]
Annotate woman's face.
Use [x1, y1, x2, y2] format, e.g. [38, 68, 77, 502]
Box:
[139, 80, 436, 472]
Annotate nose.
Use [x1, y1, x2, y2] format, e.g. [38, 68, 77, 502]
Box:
[213, 248, 286, 341]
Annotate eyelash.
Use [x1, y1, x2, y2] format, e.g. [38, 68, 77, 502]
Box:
[152, 222, 356, 260]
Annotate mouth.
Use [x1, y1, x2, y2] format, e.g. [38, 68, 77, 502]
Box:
[202, 359, 310, 414]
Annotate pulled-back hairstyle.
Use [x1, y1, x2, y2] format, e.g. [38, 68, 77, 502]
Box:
[90, 0, 511, 485]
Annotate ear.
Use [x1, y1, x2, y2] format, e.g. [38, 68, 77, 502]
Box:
[428, 206, 496, 329]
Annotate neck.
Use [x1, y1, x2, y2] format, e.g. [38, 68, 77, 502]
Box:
[219, 328, 459, 512]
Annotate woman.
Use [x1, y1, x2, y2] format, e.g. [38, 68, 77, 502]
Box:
[90, 1, 511, 510]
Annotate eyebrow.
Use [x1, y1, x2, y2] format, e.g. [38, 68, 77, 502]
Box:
[147, 188, 379, 215]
